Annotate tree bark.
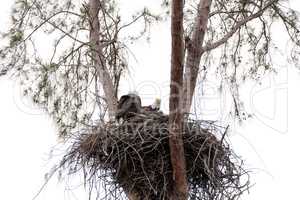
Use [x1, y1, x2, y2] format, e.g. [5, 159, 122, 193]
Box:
[168, 0, 188, 199]
[89, 0, 118, 119]
[182, 0, 212, 114]
[89, 1, 139, 199]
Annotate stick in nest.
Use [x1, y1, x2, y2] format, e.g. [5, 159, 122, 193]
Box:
[59, 113, 250, 200]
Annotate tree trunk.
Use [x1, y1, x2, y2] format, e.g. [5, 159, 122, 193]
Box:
[168, 0, 188, 199]
[89, 1, 139, 199]
[182, 0, 212, 113]
[89, 0, 118, 119]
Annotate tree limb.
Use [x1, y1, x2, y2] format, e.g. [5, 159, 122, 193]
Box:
[203, 0, 279, 52]
[89, 0, 117, 119]
[182, 0, 212, 114]
[182, 0, 278, 114]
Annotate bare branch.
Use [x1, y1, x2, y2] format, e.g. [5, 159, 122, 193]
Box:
[203, 0, 279, 52]
[182, 0, 212, 114]
[88, 0, 118, 119]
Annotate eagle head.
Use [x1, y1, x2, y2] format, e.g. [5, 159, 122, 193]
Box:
[151, 98, 161, 111]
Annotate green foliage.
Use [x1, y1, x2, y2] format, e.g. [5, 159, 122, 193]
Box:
[0, 0, 160, 137]
[183, 0, 300, 119]
[1, 0, 300, 134]
[9, 30, 23, 47]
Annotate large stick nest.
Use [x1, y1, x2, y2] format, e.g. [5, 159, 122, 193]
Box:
[59, 112, 249, 200]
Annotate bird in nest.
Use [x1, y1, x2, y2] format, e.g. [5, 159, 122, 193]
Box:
[115, 93, 161, 122]
[142, 98, 161, 112]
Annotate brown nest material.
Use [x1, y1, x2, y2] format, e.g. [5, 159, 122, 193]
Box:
[59, 112, 249, 200]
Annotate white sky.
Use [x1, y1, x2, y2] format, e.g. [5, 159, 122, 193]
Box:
[1, 0, 300, 200]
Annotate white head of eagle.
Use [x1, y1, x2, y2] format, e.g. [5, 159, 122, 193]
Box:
[142, 98, 161, 112]
[151, 98, 161, 111]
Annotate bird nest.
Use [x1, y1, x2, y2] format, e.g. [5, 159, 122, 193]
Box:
[59, 112, 249, 200]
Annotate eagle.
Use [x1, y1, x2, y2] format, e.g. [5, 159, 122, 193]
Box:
[142, 98, 161, 112]
[115, 93, 142, 121]
[115, 94, 161, 121]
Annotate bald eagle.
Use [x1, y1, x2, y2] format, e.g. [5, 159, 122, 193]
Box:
[115, 93, 142, 121]
[142, 98, 161, 112]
